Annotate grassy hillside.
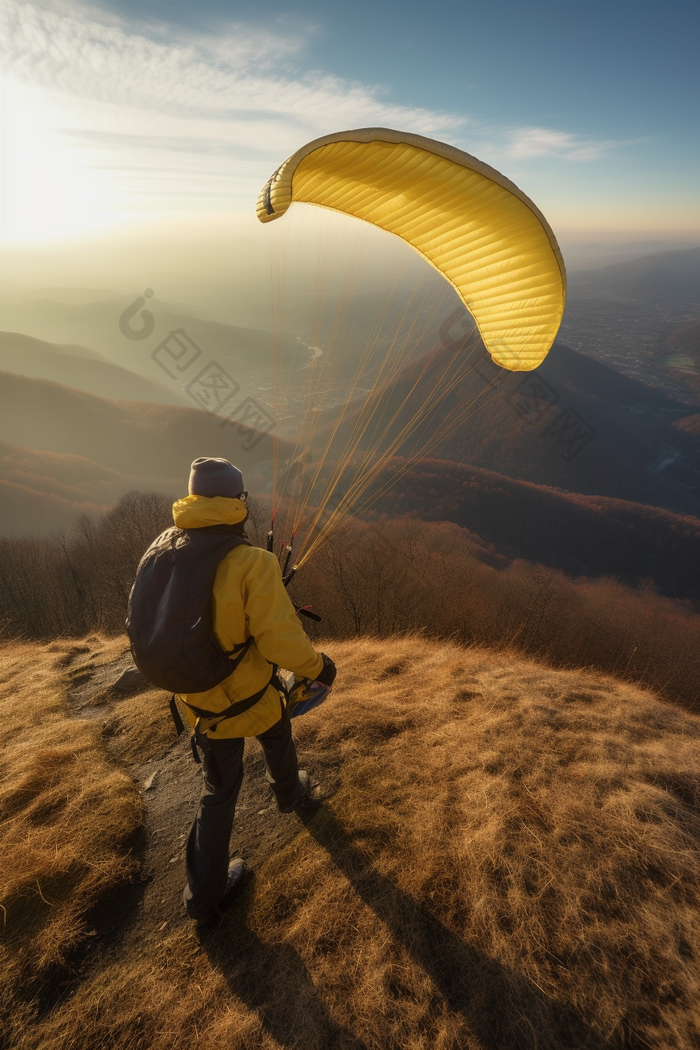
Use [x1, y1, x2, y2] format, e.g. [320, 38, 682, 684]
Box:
[4, 488, 700, 705]
[2, 634, 699, 1050]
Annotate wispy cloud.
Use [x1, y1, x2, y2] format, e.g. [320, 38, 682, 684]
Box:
[503, 126, 635, 162]
[0, 0, 635, 242]
[0, 0, 460, 186]
[0, 0, 471, 237]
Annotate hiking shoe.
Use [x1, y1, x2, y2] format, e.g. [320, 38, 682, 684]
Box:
[192, 857, 247, 928]
[221, 856, 247, 905]
[278, 770, 317, 813]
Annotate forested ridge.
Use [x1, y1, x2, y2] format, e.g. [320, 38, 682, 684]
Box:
[3, 490, 699, 714]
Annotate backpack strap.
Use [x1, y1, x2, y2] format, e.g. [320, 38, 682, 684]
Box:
[173, 663, 290, 788]
[169, 637, 254, 737]
[168, 655, 262, 738]
[222, 635, 253, 672]
[170, 694, 186, 736]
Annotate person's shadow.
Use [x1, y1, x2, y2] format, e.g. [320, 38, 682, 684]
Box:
[200, 869, 369, 1050]
[202, 803, 614, 1050]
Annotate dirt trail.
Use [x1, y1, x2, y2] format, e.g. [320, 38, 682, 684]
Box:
[61, 640, 340, 948]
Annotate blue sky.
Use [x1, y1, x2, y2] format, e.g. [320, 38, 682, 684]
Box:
[106, 0, 697, 137]
[1, 0, 698, 244]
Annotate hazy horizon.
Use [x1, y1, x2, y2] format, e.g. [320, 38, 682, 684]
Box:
[2, 213, 698, 332]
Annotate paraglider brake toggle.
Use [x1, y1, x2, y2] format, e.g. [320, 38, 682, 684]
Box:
[293, 601, 321, 623]
[283, 565, 297, 587]
[282, 543, 294, 578]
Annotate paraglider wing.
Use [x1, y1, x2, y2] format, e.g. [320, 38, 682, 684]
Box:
[257, 128, 566, 371]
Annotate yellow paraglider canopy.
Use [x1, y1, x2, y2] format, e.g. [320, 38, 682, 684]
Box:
[257, 127, 566, 371]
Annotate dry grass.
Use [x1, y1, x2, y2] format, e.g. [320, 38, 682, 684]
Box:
[0, 638, 144, 1045]
[6, 635, 699, 1050]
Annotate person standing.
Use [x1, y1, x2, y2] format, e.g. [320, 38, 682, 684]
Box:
[168, 457, 336, 925]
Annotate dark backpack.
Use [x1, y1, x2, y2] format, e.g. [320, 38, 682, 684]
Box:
[126, 524, 253, 694]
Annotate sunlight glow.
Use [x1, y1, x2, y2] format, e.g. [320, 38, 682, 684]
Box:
[0, 79, 110, 242]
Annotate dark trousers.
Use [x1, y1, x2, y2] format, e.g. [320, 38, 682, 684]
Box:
[183, 713, 300, 920]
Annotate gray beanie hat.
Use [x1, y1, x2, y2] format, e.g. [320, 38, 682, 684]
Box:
[188, 457, 245, 499]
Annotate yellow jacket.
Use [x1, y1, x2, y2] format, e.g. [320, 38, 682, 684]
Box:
[172, 494, 323, 737]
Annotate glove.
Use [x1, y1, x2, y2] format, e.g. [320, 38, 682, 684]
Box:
[315, 653, 337, 687]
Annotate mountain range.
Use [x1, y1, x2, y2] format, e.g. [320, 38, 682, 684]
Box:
[322, 334, 700, 517]
[0, 372, 283, 535]
[0, 295, 296, 406]
[371, 456, 700, 602]
[2, 246, 699, 602]
[0, 332, 188, 405]
[568, 246, 700, 302]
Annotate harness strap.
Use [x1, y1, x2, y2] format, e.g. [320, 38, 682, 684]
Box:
[170, 667, 282, 741]
[192, 719, 223, 787]
[187, 669, 286, 786]
[176, 666, 290, 787]
[180, 666, 277, 723]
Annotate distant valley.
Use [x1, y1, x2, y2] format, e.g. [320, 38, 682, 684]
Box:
[560, 245, 700, 399]
[0, 295, 292, 408]
[1, 246, 699, 602]
[371, 456, 700, 602]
